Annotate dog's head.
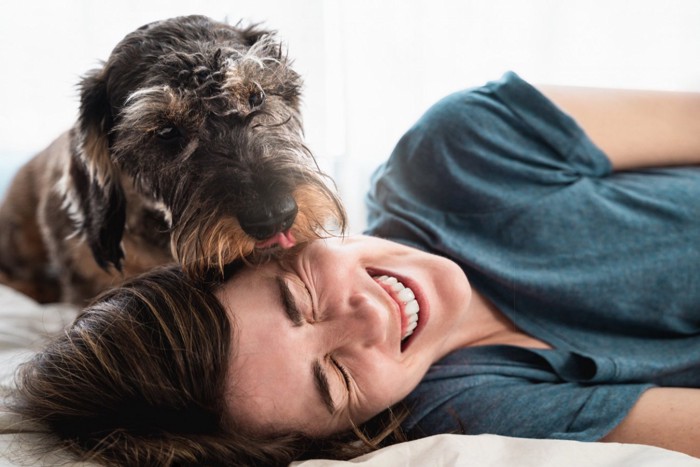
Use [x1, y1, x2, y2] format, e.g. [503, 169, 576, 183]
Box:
[66, 15, 345, 278]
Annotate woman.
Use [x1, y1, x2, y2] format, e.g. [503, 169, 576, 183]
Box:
[10, 72, 700, 465]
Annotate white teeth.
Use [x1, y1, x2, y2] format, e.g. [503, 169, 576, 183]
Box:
[381, 276, 397, 285]
[397, 288, 414, 302]
[373, 274, 421, 342]
[405, 300, 419, 314]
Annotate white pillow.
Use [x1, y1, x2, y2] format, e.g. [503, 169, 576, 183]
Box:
[293, 433, 700, 467]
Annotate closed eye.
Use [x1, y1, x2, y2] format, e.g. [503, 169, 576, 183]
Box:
[276, 276, 304, 327]
[331, 356, 351, 392]
[276, 274, 316, 325]
[311, 357, 350, 415]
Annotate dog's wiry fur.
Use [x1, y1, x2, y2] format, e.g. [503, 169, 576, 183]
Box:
[0, 15, 345, 304]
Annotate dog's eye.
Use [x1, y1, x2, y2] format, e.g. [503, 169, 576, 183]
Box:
[155, 126, 182, 141]
[196, 69, 210, 82]
[248, 90, 265, 110]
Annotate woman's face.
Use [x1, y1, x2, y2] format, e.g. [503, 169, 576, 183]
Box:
[216, 235, 472, 437]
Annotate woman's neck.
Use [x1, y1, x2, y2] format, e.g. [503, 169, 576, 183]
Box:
[456, 289, 552, 350]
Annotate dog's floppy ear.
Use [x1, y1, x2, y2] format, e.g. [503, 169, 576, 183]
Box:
[72, 69, 126, 272]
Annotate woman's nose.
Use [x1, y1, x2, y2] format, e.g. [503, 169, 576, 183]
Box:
[334, 292, 389, 347]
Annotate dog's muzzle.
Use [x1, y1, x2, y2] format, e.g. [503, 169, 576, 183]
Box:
[238, 194, 298, 244]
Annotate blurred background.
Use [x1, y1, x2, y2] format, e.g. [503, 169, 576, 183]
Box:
[1, 0, 699, 232]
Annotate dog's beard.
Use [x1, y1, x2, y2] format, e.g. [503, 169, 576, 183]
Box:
[171, 182, 346, 279]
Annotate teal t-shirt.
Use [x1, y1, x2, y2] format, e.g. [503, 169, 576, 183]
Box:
[365, 72, 700, 440]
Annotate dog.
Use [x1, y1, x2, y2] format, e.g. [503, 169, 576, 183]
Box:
[0, 15, 345, 304]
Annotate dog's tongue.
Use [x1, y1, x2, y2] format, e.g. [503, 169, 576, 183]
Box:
[255, 230, 296, 249]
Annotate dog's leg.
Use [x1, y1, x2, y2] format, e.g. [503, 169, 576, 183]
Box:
[0, 151, 61, 303]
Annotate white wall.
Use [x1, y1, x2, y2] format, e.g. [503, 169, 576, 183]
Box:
[2, 0, 699, 231]
[326, 0, 700, 229]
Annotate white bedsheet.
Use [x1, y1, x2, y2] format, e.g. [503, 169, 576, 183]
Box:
[1, 284, 698, 467]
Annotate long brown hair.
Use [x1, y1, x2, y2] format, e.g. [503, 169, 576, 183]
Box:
[9, 265, 405, 466]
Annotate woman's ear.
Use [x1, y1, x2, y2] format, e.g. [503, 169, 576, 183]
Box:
[70, 69, 126, 271]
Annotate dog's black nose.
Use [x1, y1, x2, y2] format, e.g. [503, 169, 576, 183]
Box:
[239, 195, 298, 240]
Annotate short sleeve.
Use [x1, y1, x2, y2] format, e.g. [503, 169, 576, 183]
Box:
[366, 72, 612, 236]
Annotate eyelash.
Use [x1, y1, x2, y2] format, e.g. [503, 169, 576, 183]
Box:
[331, 356, 352, 391]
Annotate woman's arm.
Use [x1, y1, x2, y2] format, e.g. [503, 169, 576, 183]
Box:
[601, 387, 700, 458]
[539, 85, 700, 171]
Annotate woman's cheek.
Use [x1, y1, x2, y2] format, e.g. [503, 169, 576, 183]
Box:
[362, 362, 402, 410]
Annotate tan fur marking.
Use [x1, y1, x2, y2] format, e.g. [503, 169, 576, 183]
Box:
[174, 181, 346, 279]
[80, 128, 116, 188]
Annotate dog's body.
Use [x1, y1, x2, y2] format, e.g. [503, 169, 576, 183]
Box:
[0, 15, 344, 304]
[0, 133, 173, 303]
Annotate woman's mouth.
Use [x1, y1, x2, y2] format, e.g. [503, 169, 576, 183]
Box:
[372, 274, 421, 350]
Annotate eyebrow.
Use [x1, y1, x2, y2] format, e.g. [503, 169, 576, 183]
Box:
[275, 276, 303, 327]
[313, 360, 336, 414]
